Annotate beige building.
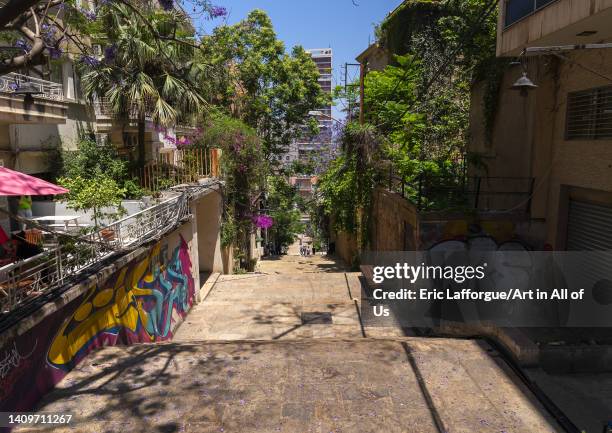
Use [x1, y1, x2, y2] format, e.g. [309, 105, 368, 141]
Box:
[0, 63, 195, 170]
[91, 96, 199, 165]
[356, 43, 389, 74]
[469, 0, 612, 250]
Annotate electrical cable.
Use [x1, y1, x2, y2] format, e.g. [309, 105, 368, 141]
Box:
[552, 52, 612, 84]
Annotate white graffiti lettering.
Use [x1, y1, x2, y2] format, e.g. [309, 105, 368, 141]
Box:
[0, 340, 38, 380]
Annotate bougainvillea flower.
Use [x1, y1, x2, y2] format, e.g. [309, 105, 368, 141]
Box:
[253, 215, 274, 229]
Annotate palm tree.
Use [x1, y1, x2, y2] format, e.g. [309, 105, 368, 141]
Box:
[81, 3, 208, 169]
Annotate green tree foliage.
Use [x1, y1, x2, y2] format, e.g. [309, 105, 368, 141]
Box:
[57, 137, 143, 199]
[317, 0, 499, 248]
[332, 83, 360, 122]
[200, 112, 267, 260]
[366, 0, 499, 180]
[58, 175, 126, 229]
[80, 2, 209, 169]
[266, 176, 303, 251]
[317, 123, 378, 244]
[321, 0, 498, 217]
[201, 10, 327, 159]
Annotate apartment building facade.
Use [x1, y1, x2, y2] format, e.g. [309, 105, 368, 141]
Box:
[469, 0, 612, 250]
[0, 0, 199, 175]
[284, 48, 333, 169]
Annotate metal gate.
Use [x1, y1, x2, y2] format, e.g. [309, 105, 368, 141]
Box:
[567, 200, 612, 251]
[567, 200, 612, 289]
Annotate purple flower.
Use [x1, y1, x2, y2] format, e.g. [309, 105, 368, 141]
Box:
[104, 44, 117, 63]
[164, 135, 177, 145]
[253, 215, 274, 229]
[47, 47, 63, 59]
[79, 54, 100, 67]
[14, 39, 30, 52]
[176, 136, 193, 149]
[209, 6, 227, 18]
[79, 8, 97, 21]
[41, 23, 57, 45]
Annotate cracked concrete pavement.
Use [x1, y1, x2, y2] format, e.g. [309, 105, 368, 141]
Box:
[16, 247, 563, 433]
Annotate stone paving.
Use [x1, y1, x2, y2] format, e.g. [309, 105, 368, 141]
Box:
[16, 248, 563, 433]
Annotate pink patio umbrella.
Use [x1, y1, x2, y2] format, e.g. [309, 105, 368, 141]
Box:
[0, 166, 69, 196]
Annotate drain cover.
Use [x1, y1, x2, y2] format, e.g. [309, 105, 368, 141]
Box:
[301, 312, 333, 325]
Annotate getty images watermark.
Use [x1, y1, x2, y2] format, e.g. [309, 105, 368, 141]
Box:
[360, 251, 612, 328]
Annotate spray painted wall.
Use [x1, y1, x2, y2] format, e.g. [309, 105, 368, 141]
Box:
[0, 224, 195, 415]
[419, 217, 545, 251]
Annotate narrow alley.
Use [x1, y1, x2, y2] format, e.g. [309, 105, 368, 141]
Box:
[16, 245, 563, 433]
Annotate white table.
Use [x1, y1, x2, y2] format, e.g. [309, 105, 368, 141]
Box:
[31, 215, 81, 231]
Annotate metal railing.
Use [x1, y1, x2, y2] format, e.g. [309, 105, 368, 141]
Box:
[102, 194, 190, 250]
[135, 148, 217, 193]
[92, 96, 154, 118]
[0, 72, 64, 100]
[0, 194, 190, 313]
[386, 172, 535, 213]
[0, 238, 113, 314]
[92, 97, 198, 128]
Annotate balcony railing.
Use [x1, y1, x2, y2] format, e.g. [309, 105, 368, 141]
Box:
[134, 148, 218, 193]
[504, 0, 558, 27]
[0, 72, 64, 101]
[92, 97, 198, 129]
[386, 172, 535, 213]
[0, 193, 192, 315]
[92, 96, 154, 119]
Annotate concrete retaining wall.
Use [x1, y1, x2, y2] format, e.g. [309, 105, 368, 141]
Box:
[371, 187, 419, 251]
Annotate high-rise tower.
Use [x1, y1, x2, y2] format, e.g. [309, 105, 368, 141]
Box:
[284, 48, 333, 170]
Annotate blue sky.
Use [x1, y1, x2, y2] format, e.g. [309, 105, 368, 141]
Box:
[197, 0, 401, 117]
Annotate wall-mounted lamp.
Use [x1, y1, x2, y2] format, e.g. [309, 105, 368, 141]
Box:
[511, 72, 538, 96]
[510, 52, 538, 96]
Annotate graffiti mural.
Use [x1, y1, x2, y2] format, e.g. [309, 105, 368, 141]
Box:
[420, 219, 527, 250]
[0, 231, 195, 417]
[48, 236, 194, 371]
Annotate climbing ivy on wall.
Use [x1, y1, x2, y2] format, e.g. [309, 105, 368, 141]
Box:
[318, 124, 379, 248]
[377, 1, 447, 61]
[317, 0, 504, 250]
[372, 0, 500, 175]
[481, 58, 512, 145]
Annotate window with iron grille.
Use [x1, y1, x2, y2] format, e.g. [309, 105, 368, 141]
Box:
[566, 86, 612, 140]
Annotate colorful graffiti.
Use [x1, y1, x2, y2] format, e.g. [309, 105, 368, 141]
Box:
[0, 230, 195, 420]
[47, 236, 194, 371]
[420, 219, 530, 250]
